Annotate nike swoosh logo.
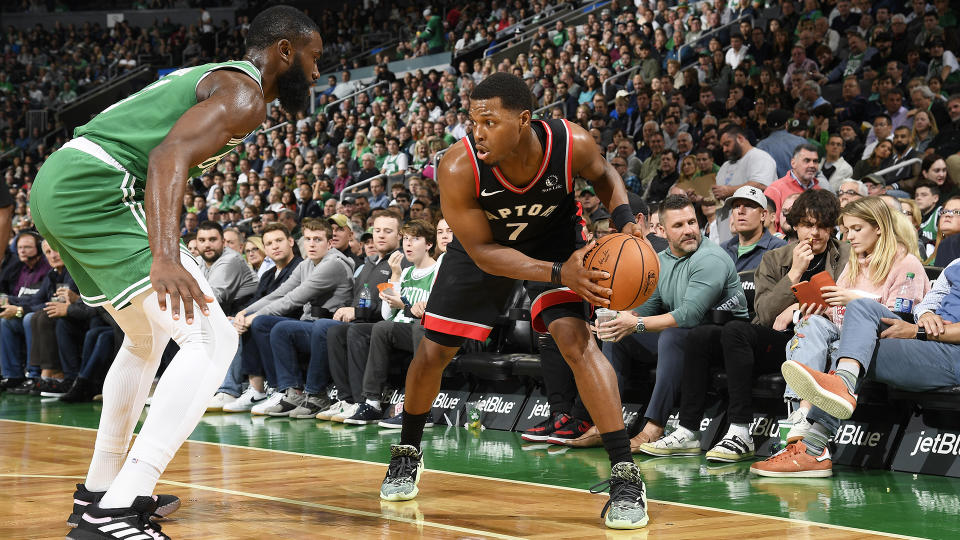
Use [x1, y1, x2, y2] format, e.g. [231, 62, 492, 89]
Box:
[251, 396, 267, 403]
[481, 189, 504, 196]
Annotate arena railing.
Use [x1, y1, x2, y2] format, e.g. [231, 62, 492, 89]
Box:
[482, 0, 608, 60]
[312, 80, 390, 115]
[676, 15, 753, 69]
[339, 171, 412, 203]
[479, 1, 578, 57]
[602, 64, 643, 104]
[869, 157, 923, 180]
[533, 98, 565, 119]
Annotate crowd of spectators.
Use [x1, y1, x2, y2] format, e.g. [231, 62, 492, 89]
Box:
[0, 0, 959, 472]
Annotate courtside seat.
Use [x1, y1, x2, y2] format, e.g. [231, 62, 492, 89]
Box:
[456, 352, 516, 381]
[510, 354, 542, 379]
[889, 386, 960, 411]
[712, 371, 786, 399]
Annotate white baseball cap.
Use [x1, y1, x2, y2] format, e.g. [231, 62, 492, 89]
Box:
[724, 185, 768, 209]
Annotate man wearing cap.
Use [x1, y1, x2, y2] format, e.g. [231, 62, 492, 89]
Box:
[722, 186, 787, 271]
[926, 38, 959, 85]
[764, 144, 823, 231]
[757, 110, 809, 178]
[860, 174, 888, 197]
[328, 213, 363, 268]
[578, 186, 611, 223]
[417, 8, 445, 54]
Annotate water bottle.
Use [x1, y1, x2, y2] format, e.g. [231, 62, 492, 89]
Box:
[357, 283, 372, 320]
[894, 272, 915, 322]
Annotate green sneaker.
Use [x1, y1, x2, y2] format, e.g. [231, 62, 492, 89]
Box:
[591, 461, 649, 529]
[379, 444, 424, 501]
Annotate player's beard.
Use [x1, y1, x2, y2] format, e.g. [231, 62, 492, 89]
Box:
[276, 61, 311, 114]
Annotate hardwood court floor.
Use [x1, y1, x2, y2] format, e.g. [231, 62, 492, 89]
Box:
[0, 395, 953, 539]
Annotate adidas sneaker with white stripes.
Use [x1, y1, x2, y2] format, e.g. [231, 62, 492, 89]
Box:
[67, 495, 169, 540]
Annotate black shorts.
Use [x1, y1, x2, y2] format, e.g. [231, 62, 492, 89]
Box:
[422, 240, 591, 347]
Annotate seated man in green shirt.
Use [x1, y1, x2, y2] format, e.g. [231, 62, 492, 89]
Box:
[596, 195, 749, 450]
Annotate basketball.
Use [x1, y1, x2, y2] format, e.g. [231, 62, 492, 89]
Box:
[582, 233, 660, 311]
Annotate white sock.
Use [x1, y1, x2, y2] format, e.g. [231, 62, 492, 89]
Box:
[725, 423, 751, 441]
[837, 359, 861, 377]
[98, 457, 162, 509]
[366, 398, 381, 409]
[85, 449, 127, 492]
[673, 425, 699, 441]
[96, 254, 236, 508]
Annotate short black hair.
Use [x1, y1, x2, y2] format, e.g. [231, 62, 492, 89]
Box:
[719, 124, 747, 140]
[792, 143, 820, 158]
[470, 72, 535, 113]
[658, 194, 693, 221]
[786, 189, 840, 229]
[246, 5, 320, 51]
[914, 179, 940, 197]
[198, 220, 224, 236]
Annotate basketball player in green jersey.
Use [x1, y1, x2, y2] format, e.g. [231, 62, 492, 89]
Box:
[30, 7, 322, 539]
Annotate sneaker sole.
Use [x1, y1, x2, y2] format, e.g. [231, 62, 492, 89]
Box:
[781, 361, 856, 420]
[289, 411, 321, 419]
[545, 435, 586, 445]
[67, 497, 181, 528]
[40, 391, 67, 397]
[750, 465, 833, 478]
[266, 410, 294, 417]
[520, 433, 552, 442]
[636, 445, 702, 457]
[222, 406, 254, 413]
[378, 421, 434, 429]
[343, 418, 380, 425]
[705, 450, 755, 463]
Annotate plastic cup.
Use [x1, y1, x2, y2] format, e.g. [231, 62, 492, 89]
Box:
[595, 308, 618, 342]
[0, 294, 7, 306]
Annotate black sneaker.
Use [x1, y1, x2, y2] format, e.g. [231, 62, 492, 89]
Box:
[545, 417, 593, 445]
[8, 378, 38, 395]
[0, 377, 24, 390]
[60, 378, 100, 403]
[41, 378, 73, 397]
[67, 495, 170, 539]
[521, 411, 571, 442]
[67, 484, 181, 528]
[343, 403, 384, 425]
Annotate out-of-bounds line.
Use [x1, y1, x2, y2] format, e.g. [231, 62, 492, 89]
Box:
[0, 419, 921, 540]
[0, 472, 522, 540]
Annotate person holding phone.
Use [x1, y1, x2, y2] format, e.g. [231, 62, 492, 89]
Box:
[752, 196, 930, 478]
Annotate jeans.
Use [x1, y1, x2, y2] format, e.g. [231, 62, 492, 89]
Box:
[327, 322, 374, 403]
[1, 316, 27, 378]
[602, 328, 673, 426]
[78, 325, 115, 381]
[216, 340, 245, 397]
[270, 318, 341, 393]
[679, 321, 790, 429]
[304, 319, 343, 395]
[362, 320, 425, 400]
[807, 298, 960, 434]
[248, 315, 291, 388]
[783, 315, 839, 400]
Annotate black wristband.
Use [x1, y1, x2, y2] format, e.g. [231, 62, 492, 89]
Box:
[551, 261, 564, 286]
[611, 203, 636, 232]
[916, 328, 927, 341]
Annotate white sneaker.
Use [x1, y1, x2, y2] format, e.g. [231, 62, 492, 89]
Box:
[207, 392, 235, 412]
[316, 399, 347, 421]
[223, 387, 268, 413]
[331, 402, 360, 423]
[251, 391, 284, 416]
[636, 428, 702, 457]
[784, 407, 812, 443]
[705, 434, 756, 462]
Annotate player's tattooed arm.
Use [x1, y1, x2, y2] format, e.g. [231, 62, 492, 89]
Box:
[145, 70, 265, 323]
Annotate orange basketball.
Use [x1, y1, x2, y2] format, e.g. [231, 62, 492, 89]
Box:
[582, 233, 660, 310]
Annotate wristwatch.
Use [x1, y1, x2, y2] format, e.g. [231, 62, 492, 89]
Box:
[635, 317, 646, 334]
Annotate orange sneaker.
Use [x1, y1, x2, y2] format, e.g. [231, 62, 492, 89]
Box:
[781, 360, 858, 420]
[750, 441, 832, 478]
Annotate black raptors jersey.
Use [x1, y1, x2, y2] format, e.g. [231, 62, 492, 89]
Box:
[461, 118, 583, 261]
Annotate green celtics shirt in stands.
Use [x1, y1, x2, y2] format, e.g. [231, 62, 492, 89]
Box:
[389, 261, 440, 324]
[74, 60, 262, 181]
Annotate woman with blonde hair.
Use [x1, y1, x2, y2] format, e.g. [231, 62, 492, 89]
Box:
[910, 109, 938, 153]
[350, 132, 370, 161]
[774, 196, 930, 434]
[678, 154, 698, 185]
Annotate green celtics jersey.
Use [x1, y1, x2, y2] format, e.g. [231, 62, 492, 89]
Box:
[74, 60, 263, 181]
[390, 261, 440, 324]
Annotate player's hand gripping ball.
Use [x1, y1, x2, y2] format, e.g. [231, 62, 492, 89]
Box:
[582, 233, 660, 310]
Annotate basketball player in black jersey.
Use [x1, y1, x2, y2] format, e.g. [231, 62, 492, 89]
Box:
[379, 73, 650, 529]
